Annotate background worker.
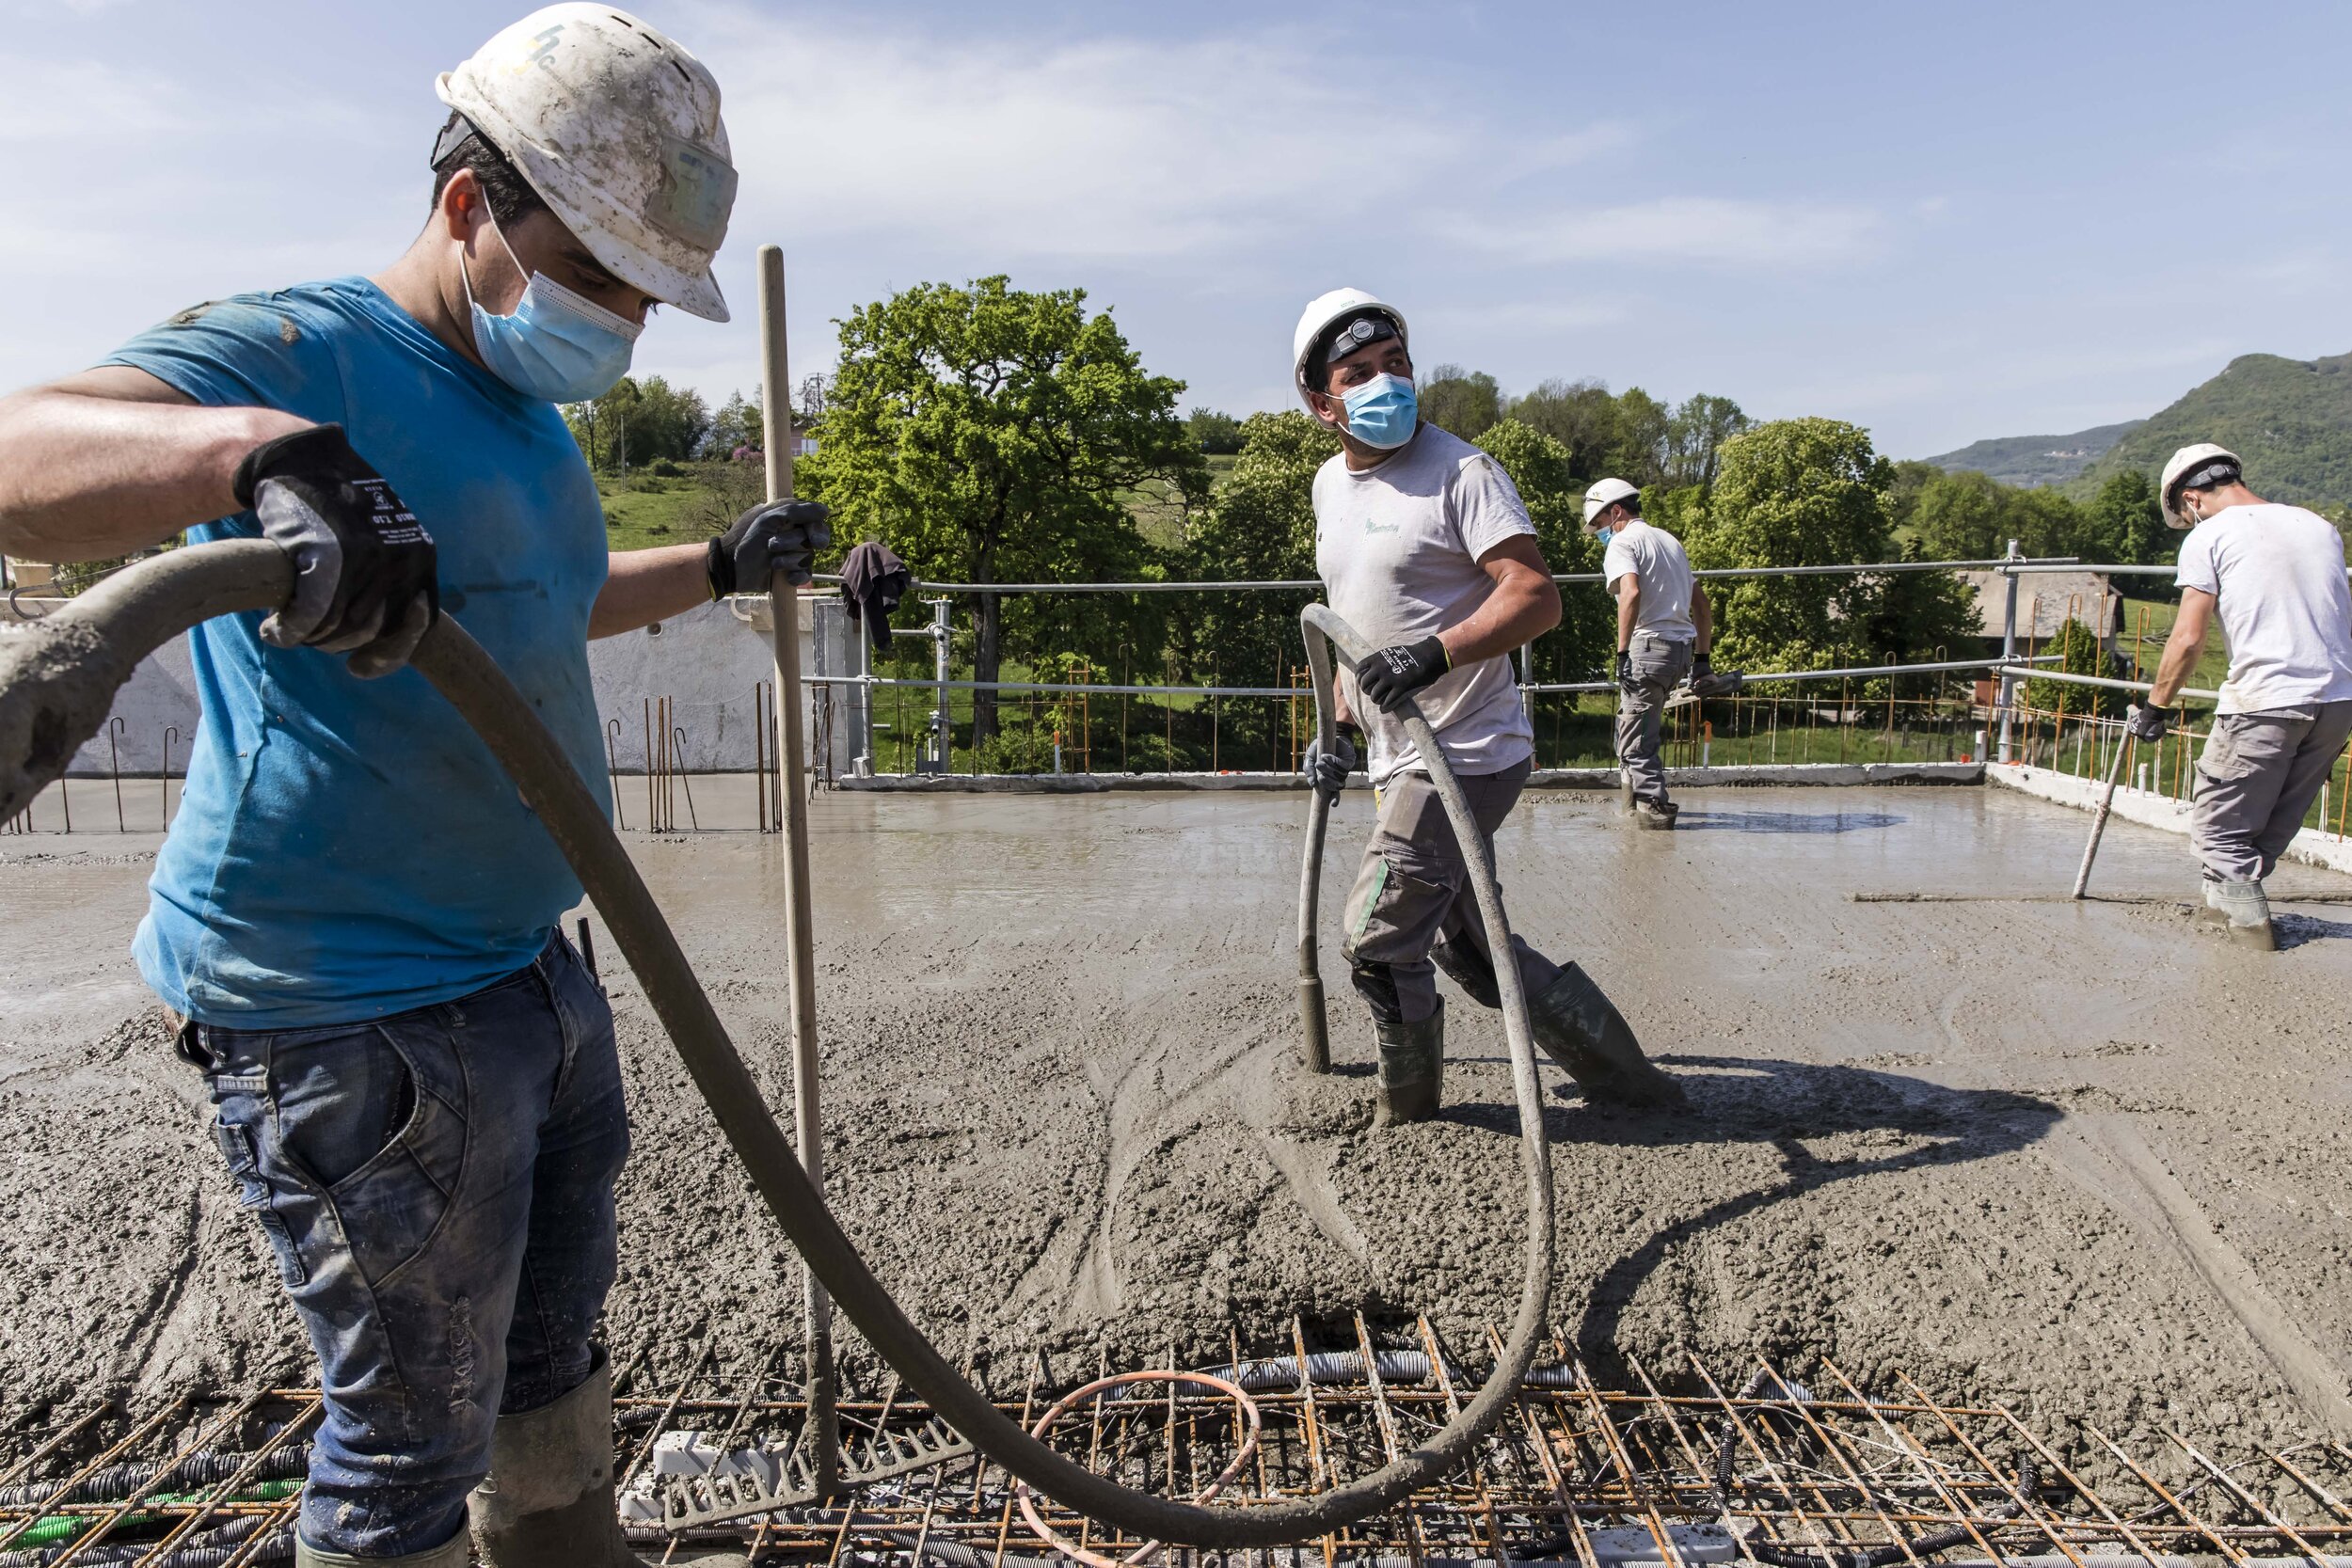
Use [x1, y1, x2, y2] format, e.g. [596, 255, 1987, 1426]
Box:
[1584, 479, 1712, 830]
[2129, 443, 2352, 950]
[1295, 290, 1684, 1123]
[0, 8, 819, 1566]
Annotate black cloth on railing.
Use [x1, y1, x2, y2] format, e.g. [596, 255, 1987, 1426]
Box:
[839, 542, 911, 650]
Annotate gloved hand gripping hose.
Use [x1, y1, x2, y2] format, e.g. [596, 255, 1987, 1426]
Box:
[0, 546, 1556, 1549]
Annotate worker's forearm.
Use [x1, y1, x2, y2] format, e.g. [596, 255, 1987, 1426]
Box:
[0, 390, 302, 562]
[590, 542, 713, 639]
[2147, 629, 2205, 708]
[1438, 578, 1561, 668]
[1692, 586, 1712, 655]
[1614, 589, 1639, 652]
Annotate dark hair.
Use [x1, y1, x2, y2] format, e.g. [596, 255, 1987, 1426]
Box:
[429, 112, 548, 226]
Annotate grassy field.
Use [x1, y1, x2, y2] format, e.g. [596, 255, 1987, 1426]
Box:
[2112, 594, 2233, 696]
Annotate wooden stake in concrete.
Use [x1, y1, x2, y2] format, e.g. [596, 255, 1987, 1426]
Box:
[756, 244, 840, 1495]
[2071, 729, 2135, 900]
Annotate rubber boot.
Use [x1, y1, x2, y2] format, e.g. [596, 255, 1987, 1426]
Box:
[2205, 877, 2277, 951]
[297, 1528, 471, 1568]
[471, 1351, 747, 1568]
[1526, 964, 1686, 1108]
[1374, 998, 1444, 1127]
[1633, 799, 1678, 832]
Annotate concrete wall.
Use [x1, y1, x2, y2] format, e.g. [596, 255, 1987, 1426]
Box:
[1985, 759, 2352, 878]
[56, 592, 865, 779]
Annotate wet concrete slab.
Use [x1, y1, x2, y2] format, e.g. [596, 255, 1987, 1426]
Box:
[2, 785, 2346, 1450]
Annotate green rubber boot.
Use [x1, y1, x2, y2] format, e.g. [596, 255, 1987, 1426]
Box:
[1374, 998, 1445, 1127]
[2204, 878, 2277, 951]
[1526, 964, 1686, 1108]
[471, 1351, 747, 1568]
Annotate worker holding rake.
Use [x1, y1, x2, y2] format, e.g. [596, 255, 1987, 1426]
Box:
[1293, 289, 1686, 1125]
[0, 9, 820, 1566]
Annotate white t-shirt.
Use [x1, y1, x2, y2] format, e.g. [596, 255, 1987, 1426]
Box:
[1601, 519, 1696, 642]
[2174, 502, 2352, 715]
[1312, 424, 1538, 785]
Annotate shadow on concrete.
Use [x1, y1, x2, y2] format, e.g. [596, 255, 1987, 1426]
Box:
[1443, 1054, 2062, 1360]
[2272, 912, 2352, 949]
[1676, 810, 1906, 834]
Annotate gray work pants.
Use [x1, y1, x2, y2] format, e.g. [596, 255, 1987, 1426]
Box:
[1615, 632, 1694, 805]
[2188, 701, 2352, 882]
[1340, 758, 1563, 1024]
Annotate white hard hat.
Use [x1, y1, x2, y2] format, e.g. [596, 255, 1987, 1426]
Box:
[438, 5, 738, 323]
[1292, 288, 1407, 409]
[2159, 441, 2242, 529]
[1582, 477, 1641, 524]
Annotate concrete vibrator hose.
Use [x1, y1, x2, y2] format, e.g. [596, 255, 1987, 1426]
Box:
[0, 544, 1557, 1550]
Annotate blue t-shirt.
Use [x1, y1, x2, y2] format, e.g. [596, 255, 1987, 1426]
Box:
[104, 277, 613, 1027]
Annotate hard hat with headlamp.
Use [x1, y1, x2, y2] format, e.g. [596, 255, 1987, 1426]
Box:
[1292, 289, 1409, 409]
[2159, 442, 2243, 530]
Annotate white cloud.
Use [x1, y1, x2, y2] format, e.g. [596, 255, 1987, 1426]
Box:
[1461, 196, 1886, 269]
[0, 53, 184, 141]
[683, 6, 1619, 263]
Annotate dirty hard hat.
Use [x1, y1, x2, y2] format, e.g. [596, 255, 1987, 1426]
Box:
[2159, 442, 2242, 529]
[1293, 289, 1407, 408]
[437, 5, 738, 323]
[1582, 477, 1641, 525]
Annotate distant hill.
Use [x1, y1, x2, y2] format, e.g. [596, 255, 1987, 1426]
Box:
[1921, 421, 2140, 487]
[2069, 352, 2352, 514]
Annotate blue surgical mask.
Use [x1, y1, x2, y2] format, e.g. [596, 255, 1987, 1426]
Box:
[463, 220, 643, 403]
[1339, 372, 1418, 450]
[1593, 525, 1616, 544]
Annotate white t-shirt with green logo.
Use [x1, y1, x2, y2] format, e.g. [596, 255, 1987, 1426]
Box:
[1312, 424, 1538, 785]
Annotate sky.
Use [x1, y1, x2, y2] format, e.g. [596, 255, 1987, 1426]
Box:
[7, 0, 2352, 458]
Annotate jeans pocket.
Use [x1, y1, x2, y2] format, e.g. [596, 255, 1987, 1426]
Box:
[272, 1022, 468, 1289]
[211, 1118, 308, 1290]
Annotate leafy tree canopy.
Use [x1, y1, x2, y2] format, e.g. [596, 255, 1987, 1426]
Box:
[1186, 407, 1245, 454]
[801, 276, 1206, 739]
[1418, 365, 1503, 441]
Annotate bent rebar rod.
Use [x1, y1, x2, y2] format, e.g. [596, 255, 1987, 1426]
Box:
[0, 542, 1554, 1548]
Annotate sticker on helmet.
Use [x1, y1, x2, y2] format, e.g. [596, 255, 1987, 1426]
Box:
[652, 135, 737, 250]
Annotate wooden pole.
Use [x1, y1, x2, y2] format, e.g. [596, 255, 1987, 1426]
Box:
[756, 244, 839, 1495]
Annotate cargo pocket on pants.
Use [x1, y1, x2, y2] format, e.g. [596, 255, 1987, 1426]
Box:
[2197, 722, 2258, 784]
[1343, 856, 1451, 964]
[214, 1120, 308, 1290]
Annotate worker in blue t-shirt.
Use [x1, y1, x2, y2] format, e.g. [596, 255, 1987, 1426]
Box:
[0, 10, 816, 1568]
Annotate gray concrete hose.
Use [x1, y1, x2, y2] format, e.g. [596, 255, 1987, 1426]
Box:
[0, 544, 1556, 1549]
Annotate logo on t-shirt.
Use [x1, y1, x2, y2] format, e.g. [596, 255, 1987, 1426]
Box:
[1362, 515, 1398, 536]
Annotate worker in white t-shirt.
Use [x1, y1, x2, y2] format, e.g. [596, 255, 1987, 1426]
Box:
[2127, 443, 2352, 948]
[1292, 288, 1685, 1123]
[1584, 479, 1714, 829]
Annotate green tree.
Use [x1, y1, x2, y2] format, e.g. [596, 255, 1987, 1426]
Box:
[1418, 365, 1502, 440]
[1170, 411, 1337, 699]
[1186, 407, 1244, 454]
[1662, 394, 1750, 489]
[707, 388, 764, 456]
[2026, 618, 2123, 718]
[562, 374, 709, 471]
[1853, 538, 1982, 675]
[1909, 469, 2008, 561]
[1689, 418, 1895, 671]
[1477, 420, 1613, 681]
[2083, 468, 2169, 567]
[1508, 377, 1620, 479]
[1610, 388, 1671, 486]
[802, 277, 1206, 742]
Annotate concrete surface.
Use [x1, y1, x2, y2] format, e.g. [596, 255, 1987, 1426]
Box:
[2, 784, 2347, 1457]
[1989, 758, 2352, 878]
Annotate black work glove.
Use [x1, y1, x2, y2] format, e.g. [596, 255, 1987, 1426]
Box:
[2125, 703, 2170, 742]
[1353, 636, 1450, 714]
[1692, 652, 1713, 680]
[233, 424, 437, 680]
[707, 499, 833, 598]
[1301, 732, 1358, 807]
[1615, 649, 1636, 692]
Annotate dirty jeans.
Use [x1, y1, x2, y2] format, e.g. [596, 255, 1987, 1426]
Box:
[2189, 701, 2352, 883]
[1615, 631, 1694, 805]
[1341, 759, 1565, 1024]
[183, 931, 627, 1559]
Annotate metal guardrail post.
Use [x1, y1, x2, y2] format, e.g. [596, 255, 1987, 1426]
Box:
[1995, 538, 2022, 764]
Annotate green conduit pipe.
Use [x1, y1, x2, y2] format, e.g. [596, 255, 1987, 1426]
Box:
[0, 542, 1556, 1549]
